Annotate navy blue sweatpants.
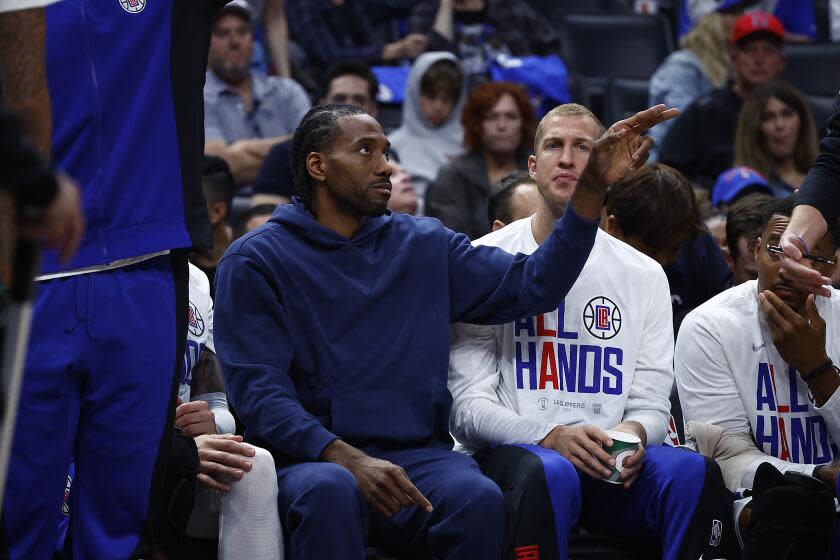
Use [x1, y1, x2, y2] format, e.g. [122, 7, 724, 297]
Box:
[477, 444, 738, 560]
[2, 253, 188, 559]
[276, 445, 506, 559]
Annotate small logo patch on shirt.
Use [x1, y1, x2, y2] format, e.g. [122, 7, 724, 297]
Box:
[119, 0, 146, 13]
[515, 545, 539, 560]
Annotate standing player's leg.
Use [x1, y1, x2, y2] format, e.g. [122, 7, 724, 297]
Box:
[1, 278, 84, 559]
[370, 446, 506, 560]
[70, 253, 188, 559]
[578, 445, 739, 560]
[476, 444, 581, 560]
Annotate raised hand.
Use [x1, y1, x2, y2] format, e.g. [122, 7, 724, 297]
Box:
[583, 104, 680, 187]
[779, 228, 833, 298]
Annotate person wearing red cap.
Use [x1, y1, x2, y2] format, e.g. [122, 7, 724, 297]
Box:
[659, 11, 786, 190]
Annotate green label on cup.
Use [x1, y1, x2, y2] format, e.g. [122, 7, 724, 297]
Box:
[602, 429, 641, 484]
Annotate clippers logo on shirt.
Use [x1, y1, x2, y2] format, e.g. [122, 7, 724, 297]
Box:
[513, 300, 623, 395]
[181, 265, 214, 403]
[188, 301, 205, 337]
[754, 362, 837, 463]
[119, 0, 146, 13]
[583, 296, 622, 339]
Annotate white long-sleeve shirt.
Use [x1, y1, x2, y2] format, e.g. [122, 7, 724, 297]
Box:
[675, 280, 840, 487]
[448, 218, 674, 454]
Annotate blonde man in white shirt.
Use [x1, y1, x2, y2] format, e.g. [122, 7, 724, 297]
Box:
[448, 104, 738, 560]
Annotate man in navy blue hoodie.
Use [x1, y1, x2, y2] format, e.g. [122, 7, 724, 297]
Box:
[214, 103, 677, 559]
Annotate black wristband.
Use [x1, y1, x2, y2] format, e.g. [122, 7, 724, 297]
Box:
[801, 358, 837, 382]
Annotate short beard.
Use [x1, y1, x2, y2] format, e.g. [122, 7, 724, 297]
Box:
[211, 61, 250, 86]
[331, 184, 389, 218]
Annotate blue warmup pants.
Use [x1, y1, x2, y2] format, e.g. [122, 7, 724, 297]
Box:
[476, 444, 738, 560]
[276, 446, 506, 559]
[1, 253, 188, 559]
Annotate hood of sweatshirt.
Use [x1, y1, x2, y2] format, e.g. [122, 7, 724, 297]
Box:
[267, 198, 392, 250]
[389, 51, 467, 185]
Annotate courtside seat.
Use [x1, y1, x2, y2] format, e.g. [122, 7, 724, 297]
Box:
[527, 0, 632, 21]
[558, 14, 673, 120]
[377, 103, 403, 135]
[806, 94, 837, 136]
[605, 78, 651, 125]
[782, 44, 840, 97]
[558, 14, 674, 80]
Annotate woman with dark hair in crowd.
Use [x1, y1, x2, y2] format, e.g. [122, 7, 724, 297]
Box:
[425, 81, 536, 239]
[734, 80, 819, 197]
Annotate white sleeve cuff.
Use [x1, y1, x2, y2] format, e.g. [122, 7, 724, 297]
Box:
[193, 391, 236, 435]
[0, 0, 59, 13]
[622, 412, 668, 447]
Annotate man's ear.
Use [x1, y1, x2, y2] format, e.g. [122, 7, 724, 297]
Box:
[306, 152, 327, 184]
[754, 235, 762, 264]
[604, 214, 621, 238]
[208, 200, 227, 226]
[528, 154, 537, 181]
[721, 244, 734, 271]
[491, 219, 507, 232]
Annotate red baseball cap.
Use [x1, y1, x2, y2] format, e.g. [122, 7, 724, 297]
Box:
[731, 12, 785, 44]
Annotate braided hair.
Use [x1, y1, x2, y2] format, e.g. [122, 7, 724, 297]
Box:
[290, 104, 367, 211]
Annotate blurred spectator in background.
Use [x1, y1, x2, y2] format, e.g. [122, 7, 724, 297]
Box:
[204, 0, 310, 187]
[711, 165, 774, 209]
[389, 52, 467, 208]
[659, 11, 786, 189]
[409, 0, 563, 82]
[192, 157, 236, 297]
[386, 162, 419, 215]
[734, 80, 819, 196]
[251, 61, 380, 207]
[724, 192, 776, 284]
[262, 0, 291, 77]
[649, 13, 730, 161]
[680, 0, 815, 42]
[604, 164, 730, 330]
[233, 204, 276, 239]
[286, 0, 427, 77]
[705, 211, 728, 252]
[244, 0, 292, 78]
[487, 170, 539, 232]
[426, 81, 534, 239]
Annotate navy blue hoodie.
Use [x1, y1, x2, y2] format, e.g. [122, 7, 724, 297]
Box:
[215, 200, 598, 461]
